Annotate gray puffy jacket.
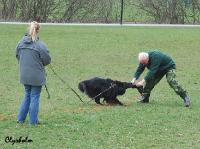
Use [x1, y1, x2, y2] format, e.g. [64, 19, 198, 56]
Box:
[16, 34, 51, 86]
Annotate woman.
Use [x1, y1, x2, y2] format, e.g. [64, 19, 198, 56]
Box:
[16, 21, 51, 125]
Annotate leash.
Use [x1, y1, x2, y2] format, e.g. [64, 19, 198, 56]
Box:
[48, 64, 85, 103]
[87, 83, 116, 104]
[44, 84, 50, 99]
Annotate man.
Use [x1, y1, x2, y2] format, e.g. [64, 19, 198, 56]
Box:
[131, 50, 191, 107]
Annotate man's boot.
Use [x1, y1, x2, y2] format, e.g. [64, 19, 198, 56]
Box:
[139, 93, 150, 103]
[137, 86, 143, 94]
[184, 95, 191, 107]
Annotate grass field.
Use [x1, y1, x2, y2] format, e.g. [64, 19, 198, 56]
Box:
[0, 24, 200, 149]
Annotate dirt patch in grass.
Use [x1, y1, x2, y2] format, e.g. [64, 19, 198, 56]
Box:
[0, 113, 16, 121]
[0, 113, 6, 121]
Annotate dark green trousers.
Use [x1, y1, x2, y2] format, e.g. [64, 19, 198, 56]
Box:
[143, 69, 187, 99]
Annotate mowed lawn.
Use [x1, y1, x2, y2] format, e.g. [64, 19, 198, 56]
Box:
[0, 24, 200, 149]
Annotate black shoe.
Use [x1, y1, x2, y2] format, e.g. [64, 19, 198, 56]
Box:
[138, 94, 150, 103]
[138, 99, 149, 103]
[30, 121, 41, 126]
[17, 121, 24, 124]
[137, 86, 143, 94]
[184, 96, 191, 107]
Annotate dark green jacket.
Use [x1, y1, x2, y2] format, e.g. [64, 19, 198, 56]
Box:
[134, 51, 176, 81]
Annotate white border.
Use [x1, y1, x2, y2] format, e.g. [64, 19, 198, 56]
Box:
[1, 22, 200, 27]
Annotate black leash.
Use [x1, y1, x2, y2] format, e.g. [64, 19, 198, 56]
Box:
[48, 64, 84, 103]
[44, 84, 50, 99]
[87, 83, 116, 104]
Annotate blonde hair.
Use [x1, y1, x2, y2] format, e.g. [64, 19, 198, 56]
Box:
[28, 21, 40, 42]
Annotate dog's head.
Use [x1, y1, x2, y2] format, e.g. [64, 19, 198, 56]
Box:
[78, 82, 86, 93]
[112, 81, 126, 95]
[113, 80, 136, 95]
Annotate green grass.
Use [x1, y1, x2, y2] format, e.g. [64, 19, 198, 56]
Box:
[0, 24, 200, 149]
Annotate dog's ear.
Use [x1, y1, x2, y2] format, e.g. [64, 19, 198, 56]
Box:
[78, 82, 85, 93]
[106, 78, 114, 84]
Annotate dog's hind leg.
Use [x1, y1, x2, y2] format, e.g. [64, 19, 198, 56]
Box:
[114, 98, 123, 106]
[95, 98, 102, 105]
[106, 98, 123, 106]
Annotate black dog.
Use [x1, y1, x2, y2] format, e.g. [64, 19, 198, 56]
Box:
[78, 77, 142, 105]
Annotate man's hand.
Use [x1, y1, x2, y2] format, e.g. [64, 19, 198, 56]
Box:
[131, 78, 136, 85]
[136, 79, 146, 87]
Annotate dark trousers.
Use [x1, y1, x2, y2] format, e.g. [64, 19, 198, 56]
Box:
[143, 69, 187, 100]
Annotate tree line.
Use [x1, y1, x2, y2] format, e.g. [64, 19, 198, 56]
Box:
[0, 0, 200, 24]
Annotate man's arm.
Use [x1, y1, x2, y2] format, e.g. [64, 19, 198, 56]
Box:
[131, 63, 145, 84]
[144, 58, 161, 81]
[136, 54, 161, 87]
[134, 63, 145, 79]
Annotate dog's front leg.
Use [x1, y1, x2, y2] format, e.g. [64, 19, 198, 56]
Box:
[95, 98, 102, 105]
[114, 98, 124, 106]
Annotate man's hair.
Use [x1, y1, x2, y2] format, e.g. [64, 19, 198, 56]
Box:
[138, 52, 149, 63]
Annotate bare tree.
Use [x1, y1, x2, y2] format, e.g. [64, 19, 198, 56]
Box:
[96, 0, 114, 23]
[80, 0, 120, 23]
[191, 0, 200, 23]
[63, 0, 86, 22]
[0, 0, 199, 24]
[0, 0, 17, 20]
[17, 0, 59, 22]
[128, 0, 200, 24]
